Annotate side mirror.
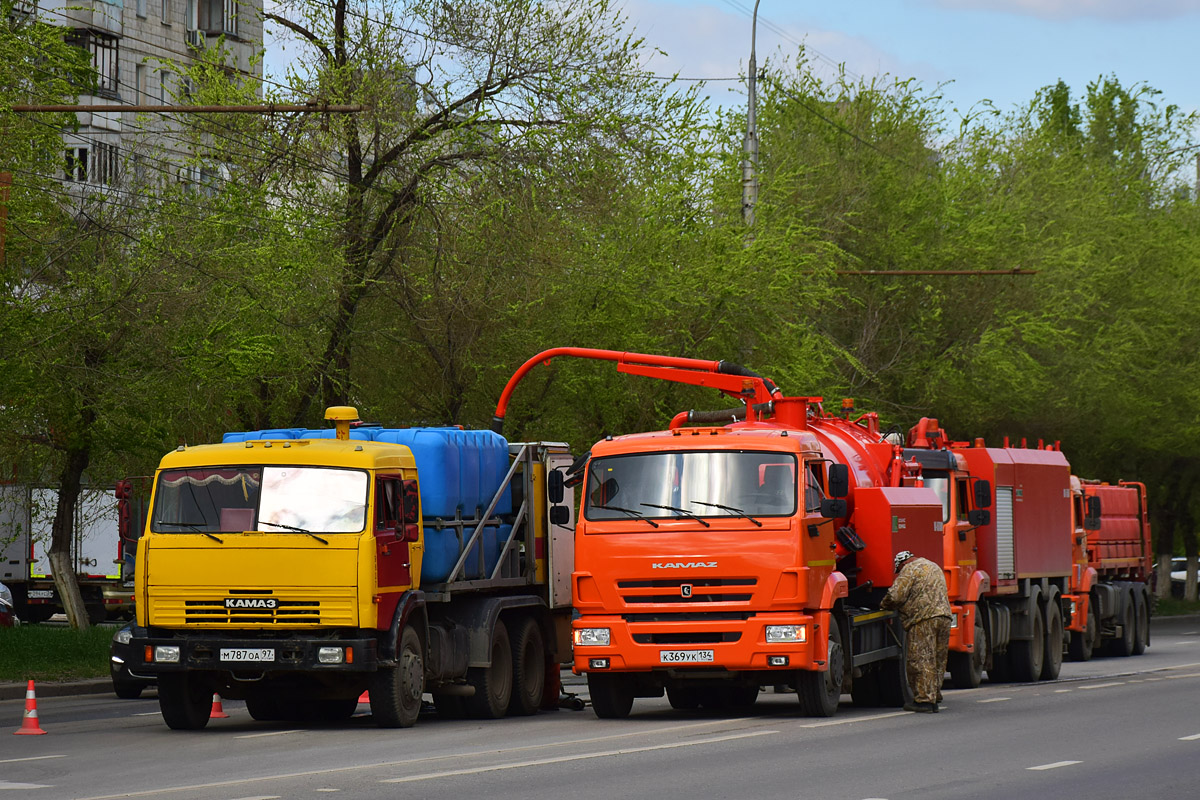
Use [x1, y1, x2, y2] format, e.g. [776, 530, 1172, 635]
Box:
[974, 479, 992, 509]
[401, 479, 420, 524]
[1083, 495, 1102, 531]
[820, 498, 848, 519]
[564, 450, 590, 488]
[549, 506, 571, 525]
[548, 469, 564, 504]
[827, 463, 849, 499]
[401, 523, 421, 542]
[967, 509, 990, 527]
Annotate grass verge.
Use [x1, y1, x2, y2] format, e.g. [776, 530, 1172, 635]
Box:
[0, 624, 112, 682]
[1153, 596, 1200, 617]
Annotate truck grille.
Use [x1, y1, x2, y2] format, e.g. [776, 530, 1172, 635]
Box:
[184, 599, 320, 624]
[617, 577, 756, 606]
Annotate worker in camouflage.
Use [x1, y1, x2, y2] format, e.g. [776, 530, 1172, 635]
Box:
[881, 550, 952, 713]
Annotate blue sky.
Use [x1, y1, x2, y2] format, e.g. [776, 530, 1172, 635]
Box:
[623, 0, 1199, 120]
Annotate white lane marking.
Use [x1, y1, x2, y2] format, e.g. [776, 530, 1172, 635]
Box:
[1165, 672, 1200, 680]
[802, 712, 908, 728]
[71, 719, 773, 799]
[1179, 733, 1200, 741]
[379, 730, 778, 783]
[978, 697, 1010, 703]
[315, 791, 340, 794]
[133, 712, 161, 716]
[227, 796, 279, 800]
[235, 730, 305, 739]
[0, 756, 66, 765]
[1080, 682, 1124, 690]
[0, 782, 53, 790]
[1028, 761, 1082, 771]
[1054, 689, 1071, 693]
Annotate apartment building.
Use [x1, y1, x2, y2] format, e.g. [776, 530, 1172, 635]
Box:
[31, 0, 263, 189]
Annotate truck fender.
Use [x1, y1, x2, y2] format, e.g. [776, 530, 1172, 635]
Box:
[446, 594, 550, 668]
[381, 590, 427, 662]
[967, 570, 990, 601]
[1076, 566, 1097, 595]
[820, 572, 849, 610]
[1009, 584, 1042, 641]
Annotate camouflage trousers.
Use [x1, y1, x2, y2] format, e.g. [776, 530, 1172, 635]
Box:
[906, 616, 951, 705]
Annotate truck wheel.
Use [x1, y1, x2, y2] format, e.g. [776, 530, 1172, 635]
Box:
[112, 677, 145, 700]
[1010, 603, 1045, 682]
[797, 620, 844, 717]
[245, 689, 284, 721]
[587, 673, 634, 719]
[850, 665, 882, 707]
[666, 685, 702, 710]
[1108, 595, 1135, 657]
[949, 607, 986, 689]
[371, 626, 425, 728]
[1132, 592, 1149, 655]
[312, 697, 359, 722]
[1068, 598, 1097, 662]
[158, 673, 212, 730]
[508, 617, 545, 716]
[465, 620, 512, 719]
[1040, 599, 1064, 680]
[878, 626, 914, 707]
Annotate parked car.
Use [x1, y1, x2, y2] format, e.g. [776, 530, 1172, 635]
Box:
[0, 582, 17, 627]
[1170, 557, 1193, 598]
[110, 623, 155, 698]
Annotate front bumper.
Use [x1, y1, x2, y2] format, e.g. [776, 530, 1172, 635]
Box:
[128, 630, 380, 674]
[572, 612, 822, 674]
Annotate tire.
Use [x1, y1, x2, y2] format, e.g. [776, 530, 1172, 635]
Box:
[1068, 596, 1097, 662]
[878, 626, 914, 707]
[797, 619, 844, 717]
[587, 672, 634, 719]
[1108, 596, 1135, 657]
[949, 605, 986, 689]
[1132, 592, 1149, 655]
[988, 649, 1013, 683]
[371, 626, 425, 728]
[850, 665, 883, 707]
[699, 685, 759, 710]
[666, 685, 702, 710]
[508, 617, 546, 716]
[1040, 599, 1064, 680]
[245, 689, 284, 721]
[157, 673, 212, 730]
[1010, 602, 1045, 682]
[112, 677, 145, 700]
[465, 620, 512, 719]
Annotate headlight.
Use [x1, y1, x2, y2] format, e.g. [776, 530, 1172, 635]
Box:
[950, 614, 958, 629]
[317, 646, 344, 664]
[115, 628, 133, 645]
[154, 645, 181, 663]
[0, 585, 12, 606]
[765, 625, 806, 643]
[573, 627, 611, 646]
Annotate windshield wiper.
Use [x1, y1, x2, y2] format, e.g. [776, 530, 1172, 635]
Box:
[156, 521, 223, 543]
[640, 503, 711, 527]
[592, 504, 659, 528]
[690, 501, 763, 527]
[260, 521, 328, 544]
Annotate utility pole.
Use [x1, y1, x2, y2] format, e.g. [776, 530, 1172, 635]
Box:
[741, 0, 761, 232]
[0, 172, 10, 266]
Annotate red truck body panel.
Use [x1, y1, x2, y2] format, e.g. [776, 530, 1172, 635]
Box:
[1086, 482, 1151, 581]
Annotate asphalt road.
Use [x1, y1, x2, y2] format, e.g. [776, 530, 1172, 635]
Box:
[3, 616, 1199, 800]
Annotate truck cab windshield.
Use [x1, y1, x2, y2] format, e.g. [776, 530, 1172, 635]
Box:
[151, 466, 368, 534]
[584, 450, 797, 523]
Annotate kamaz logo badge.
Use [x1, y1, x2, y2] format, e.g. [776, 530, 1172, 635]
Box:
[224, 598, 278, 609]
[680, 584, 693, 598]
[651, 562, 717, 569]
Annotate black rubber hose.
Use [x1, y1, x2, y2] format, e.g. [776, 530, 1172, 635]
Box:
[716, 361, 781, 397]
[684, 401, 775, 425]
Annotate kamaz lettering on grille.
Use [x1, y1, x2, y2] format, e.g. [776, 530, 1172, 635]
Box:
[224, 598, 278, 609]
[651, 562, 717, 569]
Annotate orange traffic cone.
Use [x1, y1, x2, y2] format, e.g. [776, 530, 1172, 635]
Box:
[13, 680, 47, 735]
[210, 693, 229, 719]
[358, 691, 370, 704]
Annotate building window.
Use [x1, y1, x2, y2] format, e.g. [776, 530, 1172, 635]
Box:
[64, 142, 119, 185]
[135, 63, 147, 104]
[161, 0, 170, 25]
[136, 0, 146, 18]
[199, 0, 237, 37]
[65, 30, 120, 99]
[159, 70, 171, 105]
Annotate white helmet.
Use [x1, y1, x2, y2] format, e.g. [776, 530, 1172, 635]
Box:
[893, 550, 915, 573]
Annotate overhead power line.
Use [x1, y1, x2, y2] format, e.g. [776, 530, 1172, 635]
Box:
[12, 103, 364, 113]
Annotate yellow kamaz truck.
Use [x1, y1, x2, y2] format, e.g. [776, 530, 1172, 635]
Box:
[128, 407, 575, 730]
